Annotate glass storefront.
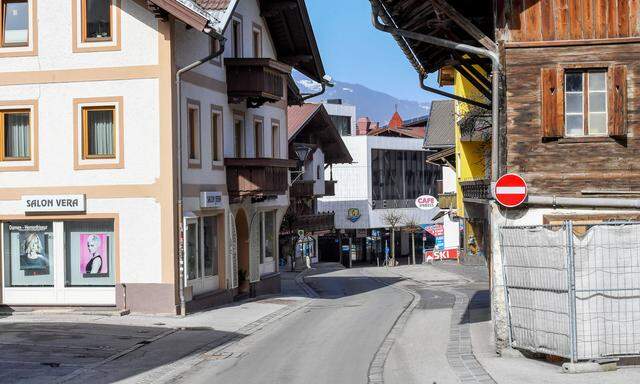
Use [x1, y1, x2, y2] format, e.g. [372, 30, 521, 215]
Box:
[3, 221, 54, 287]
[64, 220, 115, 286]
[185, 215, 221, 296]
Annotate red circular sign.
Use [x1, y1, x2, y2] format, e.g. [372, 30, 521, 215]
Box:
[494, 173, 527, 207]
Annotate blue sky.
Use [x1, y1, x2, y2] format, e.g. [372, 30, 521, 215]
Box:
[306, 0, 446, 104]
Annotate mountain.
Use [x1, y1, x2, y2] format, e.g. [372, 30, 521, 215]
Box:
[293, 72, 430, 125]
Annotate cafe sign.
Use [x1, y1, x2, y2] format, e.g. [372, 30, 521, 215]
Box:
[415, 195, 438, 210]
[22, 194, 86, 214]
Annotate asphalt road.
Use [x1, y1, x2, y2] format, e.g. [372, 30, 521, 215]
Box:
[173, 265, 412, 384]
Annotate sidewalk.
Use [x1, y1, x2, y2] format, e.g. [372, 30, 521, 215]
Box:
[384, 262, 640, 384]
[0, 271, 311, 384]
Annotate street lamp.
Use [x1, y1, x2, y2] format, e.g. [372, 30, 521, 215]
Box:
[290, 144, 313, 185]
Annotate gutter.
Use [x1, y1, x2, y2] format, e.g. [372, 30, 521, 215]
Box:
[176, 31, 226, 317]
[370, 3, 501, 184]
[527, 195, 640, 209]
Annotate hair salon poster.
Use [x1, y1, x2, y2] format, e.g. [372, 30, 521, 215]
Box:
[80, 233, 109, 277]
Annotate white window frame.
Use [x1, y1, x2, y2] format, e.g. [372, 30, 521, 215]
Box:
[564, 70, 608, 137]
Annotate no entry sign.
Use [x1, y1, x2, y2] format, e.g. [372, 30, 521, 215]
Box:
[494, 173, 527, 207]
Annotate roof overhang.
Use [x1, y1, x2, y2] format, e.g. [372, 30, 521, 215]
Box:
[148, 0, 238, 36]
[426, 146, 455, 167]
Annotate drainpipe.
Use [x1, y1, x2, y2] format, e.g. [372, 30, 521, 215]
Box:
[301, 81, 332, 101]
[370, 5, 502, 184]
[176, 32, 225, 316]
[527, 196, 640, 209]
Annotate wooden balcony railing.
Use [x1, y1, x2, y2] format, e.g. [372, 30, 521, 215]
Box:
[460, 179, 490, 201]
[290, 180, 314, 198]
[225, 158, 297, 199]
[438, 193, 457, 209]
[324, 180, 336, 196]
[225, 58, 291, 108]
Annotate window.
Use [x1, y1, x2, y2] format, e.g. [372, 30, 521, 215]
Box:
[370, 149, 439, 208]
[259, 211, 276, 264]
[1, 0, 28, 47]
[254, 119, 263, 157]
[317, 165, 321, 180]
[202, 216, 218, 277]
[1, 109, 30, 161]
[64, 220, 115, 286]
[252, 26, 261, 58]
[211, 108, 222, 163]
[82, 0, 112, 41]
[233, 116, 244, 157]
[83, 106, 115, 159]
[210, 38, 221, 65]
[330, 115, 351, 136]
[271, 123, 280, 158]
[231, 18, 242, 58]
[3, 221, 54, 287]
[187, 103, 200, 164]
[565, 70, 607, 136]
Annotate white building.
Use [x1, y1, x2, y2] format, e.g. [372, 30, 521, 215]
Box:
[318, 107, 442, 263]
[322, 100, 357, 136]
[0, 0, 325, 314]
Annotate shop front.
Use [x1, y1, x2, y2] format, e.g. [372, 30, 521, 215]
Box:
[1, 195, 118, 306]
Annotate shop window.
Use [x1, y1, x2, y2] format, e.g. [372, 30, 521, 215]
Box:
[186, 221, 198, 281]
[1, 0, 29, 47]
[3, 221, 54, 287]
[64, 220, 115, 287]
[202, 216, 218, 277]
[83, 106, 115, 159]
[264, 211, 275, 261]
[1, 109, 30, 161]
[82, 0, 112, 42]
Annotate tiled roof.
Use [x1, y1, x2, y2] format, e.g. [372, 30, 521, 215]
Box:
[194, 0, 230, 10]
[287, 103, 322, 138]
[424, 100, 455, 148]
[388, 111, 404, 128]
[367, 126, 425, 139]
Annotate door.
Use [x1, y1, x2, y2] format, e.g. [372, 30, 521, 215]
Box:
[184, 217, 201, 294]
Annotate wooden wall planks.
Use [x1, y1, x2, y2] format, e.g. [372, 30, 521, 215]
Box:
[499, 0, 640, 42]
[504, 43, 640, 196]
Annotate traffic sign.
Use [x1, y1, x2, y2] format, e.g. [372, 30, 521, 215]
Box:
[494, 173, 527, 208]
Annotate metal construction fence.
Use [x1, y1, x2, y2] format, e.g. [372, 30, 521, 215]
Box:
[500, 221, 640, 362]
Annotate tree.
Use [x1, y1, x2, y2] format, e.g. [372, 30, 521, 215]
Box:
[403, 216, 422, 265]
[382, 210, 405, 266]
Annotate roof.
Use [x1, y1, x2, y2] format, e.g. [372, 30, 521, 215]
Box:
[367, 126, 425, 139]
[388, 111, 404, 128]
[287, 104, 353, 164]
[423, 100, 455, 149]
[403, 114, 429, 127]
[149, 0, 237, 34]
[371, 0, 494, 75]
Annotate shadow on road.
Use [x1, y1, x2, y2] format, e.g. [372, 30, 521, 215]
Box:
[0, 321, 241, 384]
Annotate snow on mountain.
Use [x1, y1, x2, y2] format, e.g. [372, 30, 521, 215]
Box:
[293, 72, 430, 124]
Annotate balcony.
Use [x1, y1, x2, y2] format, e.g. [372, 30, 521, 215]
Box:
[290, 180, 314, 198]
[460, 179, 490, 201]
[295, 212, 335, 232]
[225, 58, 291, 108]
[225, 158, 297, 200]
[324, 180, 336, 196]
[438, 193, 457, 210]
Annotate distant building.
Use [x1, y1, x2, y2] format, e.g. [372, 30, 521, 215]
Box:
[322, 99, 356, 136]
[318, 108, 440, 265]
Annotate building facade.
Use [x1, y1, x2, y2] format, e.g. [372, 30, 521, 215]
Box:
[0, 0, 325, 314]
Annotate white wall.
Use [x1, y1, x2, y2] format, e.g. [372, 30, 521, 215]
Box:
[1, 0, 159, 72]
[443, 166, 456, 194]
[322, 102, 356, 136]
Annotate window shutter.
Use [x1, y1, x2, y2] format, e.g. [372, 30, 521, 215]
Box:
[608, 65, 627, 137]
[540, 67, 564, 138]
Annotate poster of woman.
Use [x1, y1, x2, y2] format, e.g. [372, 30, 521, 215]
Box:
[80, 233, 109, 277]
[19, 232, 50, 275]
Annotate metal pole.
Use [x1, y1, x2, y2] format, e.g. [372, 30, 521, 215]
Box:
[566, 220, 578, 363]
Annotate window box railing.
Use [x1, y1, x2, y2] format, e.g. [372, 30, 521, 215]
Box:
[224, 157, 297, 199]
[460, 179, 490, 201]
[225, 58, 291, 108]
[290, 180, 314, 198]
[438, 193, 457, 209]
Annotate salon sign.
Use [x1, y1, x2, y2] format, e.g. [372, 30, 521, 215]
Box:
[22, 194, 86, 214]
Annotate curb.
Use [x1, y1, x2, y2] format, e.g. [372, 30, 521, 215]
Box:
[294, 268, 320, 298]
[361, 268, 421, 384]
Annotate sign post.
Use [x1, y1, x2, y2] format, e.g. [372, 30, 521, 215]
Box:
[494, 173, 528, 208]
